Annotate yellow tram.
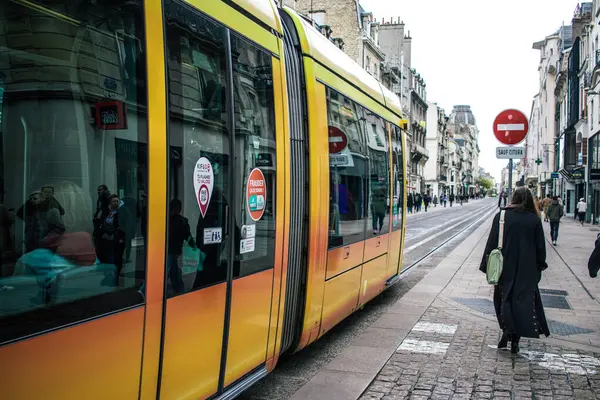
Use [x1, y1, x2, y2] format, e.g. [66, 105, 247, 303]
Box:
[0, 0, 407, 398]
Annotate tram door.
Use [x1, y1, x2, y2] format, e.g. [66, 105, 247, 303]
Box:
[158, 1, 278, 399]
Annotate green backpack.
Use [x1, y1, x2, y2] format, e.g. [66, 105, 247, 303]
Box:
[486, 210, 505, 285]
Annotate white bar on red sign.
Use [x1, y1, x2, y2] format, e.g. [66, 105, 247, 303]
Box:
[329, 137, 344, 142]
[497, 123, 525, 131]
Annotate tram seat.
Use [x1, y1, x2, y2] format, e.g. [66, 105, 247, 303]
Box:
[49, 264, 118, 305]
[0, 276, 45, 316]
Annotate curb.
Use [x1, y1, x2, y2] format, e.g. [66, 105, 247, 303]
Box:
[289, 209, 496, 400]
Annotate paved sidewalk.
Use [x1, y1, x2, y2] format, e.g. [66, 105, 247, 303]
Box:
[291, 211, 600, 400]
[545, 218, 600, 303]
[359, 214, 600, 400]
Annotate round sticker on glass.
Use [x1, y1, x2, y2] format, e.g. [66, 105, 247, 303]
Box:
[194, 157, 214, 218]
[246, 168, 266, 221]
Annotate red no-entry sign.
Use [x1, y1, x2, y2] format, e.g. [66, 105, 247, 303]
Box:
[493, 109, 529, 145]
[328, 126, 348, 154]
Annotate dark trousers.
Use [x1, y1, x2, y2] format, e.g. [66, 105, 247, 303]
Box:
[372, 212, 384, 231]
[168, 254, 184, 294]
[549, 221, 560, 241]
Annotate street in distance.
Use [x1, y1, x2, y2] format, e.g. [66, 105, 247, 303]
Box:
[496, 146, 525, 159]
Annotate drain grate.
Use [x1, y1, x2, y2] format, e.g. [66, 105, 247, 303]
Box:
[548, 321, 594, 336]
[540, 288, 569, 296]
[453, 298, 495, 314]
[541, 294, 572, 310]
[452, 298, 593, 336]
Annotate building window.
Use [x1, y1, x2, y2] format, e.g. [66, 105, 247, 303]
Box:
[309, 10, 325, 26]
[365, 56, 371, 74]
[0, 0, 148, 344]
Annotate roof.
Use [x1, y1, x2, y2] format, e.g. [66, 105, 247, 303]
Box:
[286, 9, 402, 118]
[229, 0, 282, 34]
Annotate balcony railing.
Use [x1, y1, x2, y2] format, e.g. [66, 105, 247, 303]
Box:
[411, 143, 429, 158]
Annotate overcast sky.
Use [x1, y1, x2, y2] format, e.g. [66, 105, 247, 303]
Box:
[361, 0, 582, 181]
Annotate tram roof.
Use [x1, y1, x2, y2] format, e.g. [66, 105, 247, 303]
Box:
[230, 0, 283, 35]
[284, 7, 403, 120]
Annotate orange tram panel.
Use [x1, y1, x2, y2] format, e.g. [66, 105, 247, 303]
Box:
[0, 0, 406, 399]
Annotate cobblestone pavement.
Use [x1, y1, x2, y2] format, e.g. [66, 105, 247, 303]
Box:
[361, 212, 600, 400]
[361, 305, 600, 400]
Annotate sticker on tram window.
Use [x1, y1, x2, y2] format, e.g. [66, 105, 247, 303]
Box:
[240, 238, 255, 254]
[194, 157, 214, 218]
[204, 227, 222, 244]
[246, 168, 266, 221]
[241, 224, 256, 239]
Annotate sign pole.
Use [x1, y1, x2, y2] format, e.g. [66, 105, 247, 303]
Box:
[508, 158, 513, 202]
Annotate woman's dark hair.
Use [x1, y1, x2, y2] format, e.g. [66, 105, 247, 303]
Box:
[510, 187, 537, 214]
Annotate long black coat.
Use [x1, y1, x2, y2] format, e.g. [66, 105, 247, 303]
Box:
[480, 207, 550, 338]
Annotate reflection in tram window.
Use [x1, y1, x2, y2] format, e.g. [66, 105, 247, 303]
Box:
[365, 113, 389, 236]
[391, 125, 404, 232]
[326, 88, 367, 248]
[0, 0, 148, 344]
[231, 34, 276, 278]
[164, 0, 230, 295]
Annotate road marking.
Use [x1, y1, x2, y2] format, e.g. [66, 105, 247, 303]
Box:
[412, 322, 457, 335]
[397, 339, 449, 354]
[487, 345, 600, 375]
[497, 123, 525, 131]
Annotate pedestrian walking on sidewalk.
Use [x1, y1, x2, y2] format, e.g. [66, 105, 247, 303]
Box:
[576, 198, 587, 225]
[546, 196, 564, 246]
[480, 187, 550, 354]
[587, 233, 600, 278]
[541, 194, 552, 222]
[433, 195, 438, 207]
[424, 194, 431, 212]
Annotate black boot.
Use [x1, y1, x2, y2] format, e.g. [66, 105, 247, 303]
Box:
[498, 332, 509, 349]
[511, 336, 520, 354]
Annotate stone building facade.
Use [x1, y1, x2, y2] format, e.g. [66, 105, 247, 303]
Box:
[447, 106, 481, 196]
[424, 102, 449, 198]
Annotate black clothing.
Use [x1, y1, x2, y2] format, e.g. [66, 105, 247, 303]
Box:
[480, 208, 550, 338]
[168, 214, 194, 256]
[587, 234, 600, 278]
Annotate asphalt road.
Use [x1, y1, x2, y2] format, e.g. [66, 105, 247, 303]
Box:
[239, 198, 497, 400]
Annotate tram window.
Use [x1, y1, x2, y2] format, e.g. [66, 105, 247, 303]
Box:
[326, 88, 368, 248]
[365, 113, 389, 236]
[391, 125, 404, 232]
[231, 34, 276, 278]
[164, 0, 229, 295]
[0, 0, 148, 344]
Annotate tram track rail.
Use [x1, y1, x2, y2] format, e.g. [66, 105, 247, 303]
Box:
[400, 205, 497, 278]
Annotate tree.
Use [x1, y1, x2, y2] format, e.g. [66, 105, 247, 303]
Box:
[476, 176, 493, 191]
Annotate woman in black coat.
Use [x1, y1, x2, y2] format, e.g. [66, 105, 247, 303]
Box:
[480, 187, 550, 353]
